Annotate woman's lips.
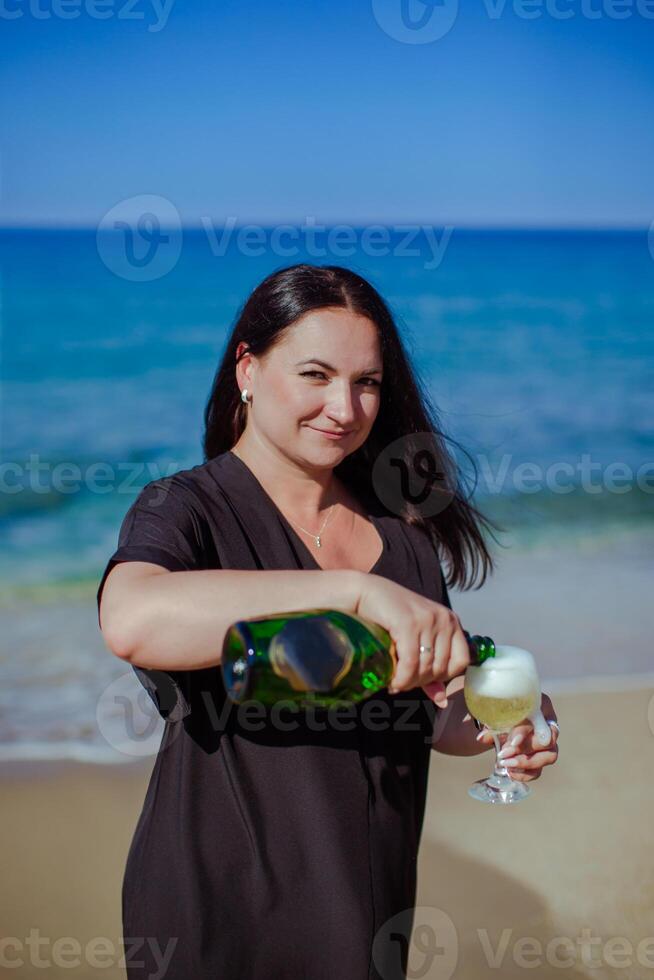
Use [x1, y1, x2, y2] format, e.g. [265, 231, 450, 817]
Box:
[308, 426, 352, 440]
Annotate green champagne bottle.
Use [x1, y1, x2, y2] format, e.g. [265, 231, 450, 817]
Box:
[221, 609, 495, 707]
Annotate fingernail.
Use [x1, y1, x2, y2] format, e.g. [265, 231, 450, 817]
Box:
[510, 733, 524, 747]
[476, 730, 487, 741]
[497, 745, 514, 759]
[503, 758, 520, 767]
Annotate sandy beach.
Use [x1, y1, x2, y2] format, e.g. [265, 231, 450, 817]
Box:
[2, 534, 653, 980]
[2, 686, 654, 979]
[418, 686, 654, 980]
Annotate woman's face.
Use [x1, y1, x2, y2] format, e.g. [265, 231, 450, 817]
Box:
[239, 307, 384, 467]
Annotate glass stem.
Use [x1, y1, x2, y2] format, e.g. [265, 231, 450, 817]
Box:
[491, 732, 510, 777]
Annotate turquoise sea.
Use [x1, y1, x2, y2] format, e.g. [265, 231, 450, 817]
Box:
[1, 226, 653, 761]
[2, 226, 653, 591]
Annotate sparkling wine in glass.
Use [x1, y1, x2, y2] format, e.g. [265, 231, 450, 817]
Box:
[464, 642, 550, 804]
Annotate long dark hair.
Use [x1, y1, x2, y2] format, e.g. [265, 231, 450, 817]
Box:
[203, 263, 502, 590]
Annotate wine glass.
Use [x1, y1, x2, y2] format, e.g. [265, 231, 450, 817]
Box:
[464, 644, 549, 804]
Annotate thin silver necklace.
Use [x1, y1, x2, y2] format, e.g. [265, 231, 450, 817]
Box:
[232, 447, 336, 548]
[285, 503, 336, 549]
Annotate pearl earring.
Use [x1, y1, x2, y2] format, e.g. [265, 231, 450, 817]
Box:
[241, 389, 250, 404]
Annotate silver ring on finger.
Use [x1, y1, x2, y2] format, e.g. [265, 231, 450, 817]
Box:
[418, 644, 437, 681]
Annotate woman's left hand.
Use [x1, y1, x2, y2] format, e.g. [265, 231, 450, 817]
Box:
[476, 694, 560, 782]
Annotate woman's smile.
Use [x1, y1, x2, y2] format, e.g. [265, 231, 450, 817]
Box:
[306, 425, 354, 440]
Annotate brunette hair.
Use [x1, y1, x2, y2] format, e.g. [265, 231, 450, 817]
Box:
[203, 263, 502, 590]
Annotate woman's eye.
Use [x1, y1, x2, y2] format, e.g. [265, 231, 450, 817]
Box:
[300, 371, 380, 387]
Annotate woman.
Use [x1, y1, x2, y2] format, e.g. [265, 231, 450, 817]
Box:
[97, 263, 559, 980]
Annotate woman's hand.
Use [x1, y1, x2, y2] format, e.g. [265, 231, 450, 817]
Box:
[355, 572, 471, 708]
[476, 694, 560, 781]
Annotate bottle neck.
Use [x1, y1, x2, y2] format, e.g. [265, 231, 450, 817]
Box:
[468, 634, 496, 665]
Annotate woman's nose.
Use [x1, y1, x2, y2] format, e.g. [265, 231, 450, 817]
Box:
[324, 383, 358, 424]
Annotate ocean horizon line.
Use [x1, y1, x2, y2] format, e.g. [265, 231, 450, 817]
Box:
[0, 222, 650, 235]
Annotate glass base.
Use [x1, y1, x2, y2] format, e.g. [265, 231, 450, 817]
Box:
[468, 772, 532, 804]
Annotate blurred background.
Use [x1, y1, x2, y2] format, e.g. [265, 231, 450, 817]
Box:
[1, 3, 653, 978]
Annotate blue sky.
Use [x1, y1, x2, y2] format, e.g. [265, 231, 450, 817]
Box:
[1, 0, 653, 227]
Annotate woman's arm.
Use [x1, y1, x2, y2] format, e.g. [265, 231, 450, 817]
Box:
[100, 563, 364, 671]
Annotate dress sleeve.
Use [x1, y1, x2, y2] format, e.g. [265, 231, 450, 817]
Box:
[96, 476, 212, 723]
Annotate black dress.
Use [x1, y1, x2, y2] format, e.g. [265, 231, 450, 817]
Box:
[96, 450, 451, 980]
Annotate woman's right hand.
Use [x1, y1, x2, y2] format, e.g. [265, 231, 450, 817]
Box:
[354, 572, 472, 708]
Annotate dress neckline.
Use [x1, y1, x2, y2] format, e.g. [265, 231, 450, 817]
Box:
[225, 449, 388, 575]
